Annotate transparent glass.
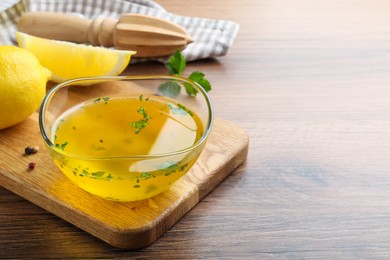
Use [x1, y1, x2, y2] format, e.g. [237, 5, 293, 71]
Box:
[39, 75, 213, 202]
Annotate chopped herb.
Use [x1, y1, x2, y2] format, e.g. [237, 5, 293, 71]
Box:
[73, 167, 79, 176]
[167, 103, 193, 116]
[91, 171, 105, 178]
[135, 172, 156, 181]
[158, 162, 180, 176]
[75, 168, 108, 179]
[102, 97, 110, 104]
[93, 97, 110, 104]
[55, 141, 68, 151]
[164, 171, 175, 176]
[138, 94, 150, 101]
[141, 172, 153, 179]
[167, 103, 183, 115]
[131, 121, 146, 134]
[130, 106, 151, 134]
[99, 139, 103, 143]
[179, 163, 189, 172]
[81, 168, 89, 177]
[139, 107, 146, 115]
[106, 174, 113, 181]
[134, 185, 141, 188]
[177, 104, 194, 116]
[140, 173, 149, 179]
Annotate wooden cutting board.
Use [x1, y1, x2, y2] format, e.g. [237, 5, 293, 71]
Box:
[0, 113, 248, 249]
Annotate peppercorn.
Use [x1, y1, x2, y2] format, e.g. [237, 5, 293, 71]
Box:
[25, 146, 39, 155]
[28, 162, 36, 170]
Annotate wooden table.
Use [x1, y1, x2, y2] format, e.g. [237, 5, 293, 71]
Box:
[3, 0, 390, 258]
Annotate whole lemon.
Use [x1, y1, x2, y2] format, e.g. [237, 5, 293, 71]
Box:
[0, 46, 51, 130]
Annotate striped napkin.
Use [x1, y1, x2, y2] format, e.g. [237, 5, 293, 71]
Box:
[0, 0, 239, 62]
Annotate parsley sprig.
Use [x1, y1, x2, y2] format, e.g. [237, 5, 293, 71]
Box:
[158, 50, 212, 97]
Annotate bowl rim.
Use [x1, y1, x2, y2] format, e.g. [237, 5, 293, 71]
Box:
[39, 75, 213, 160]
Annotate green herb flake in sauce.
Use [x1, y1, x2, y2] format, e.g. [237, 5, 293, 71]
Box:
[106, 174, 113, 181]
[167, 103, 185, 115]
[91, 171, 105, 178]
[136, 172, 156, 181]
[130, 106, 151, 134]
[102, 97, 110, 104]
[93, 97, 110, 104]
[139, 95, 150, 101]
[177, 104, 194, 116]
[72, 167, 80, 176]
[55, 141, 69, 151]
[179, 163, 189, 172]
[167, 103, 193, 116]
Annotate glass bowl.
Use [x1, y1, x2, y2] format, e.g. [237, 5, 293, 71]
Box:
[39, 75, 213, 202]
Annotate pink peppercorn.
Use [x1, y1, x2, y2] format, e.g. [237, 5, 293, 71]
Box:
[28, 162, 36, 170]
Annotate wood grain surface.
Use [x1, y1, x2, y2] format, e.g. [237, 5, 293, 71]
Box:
[3, 0, 390, 258]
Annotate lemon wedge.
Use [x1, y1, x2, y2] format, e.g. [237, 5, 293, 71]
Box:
[16, 31, 136, 83]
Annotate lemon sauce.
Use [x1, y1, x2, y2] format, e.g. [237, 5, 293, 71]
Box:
[50, 95, 204, 201]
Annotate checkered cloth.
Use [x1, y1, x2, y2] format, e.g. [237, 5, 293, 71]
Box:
[0, 0, 239, 62]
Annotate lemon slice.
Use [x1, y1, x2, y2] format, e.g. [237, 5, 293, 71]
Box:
[16, 31, 136, 83]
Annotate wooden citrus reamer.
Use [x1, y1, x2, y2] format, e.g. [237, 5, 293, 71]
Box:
[17, 11, 193, 58]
